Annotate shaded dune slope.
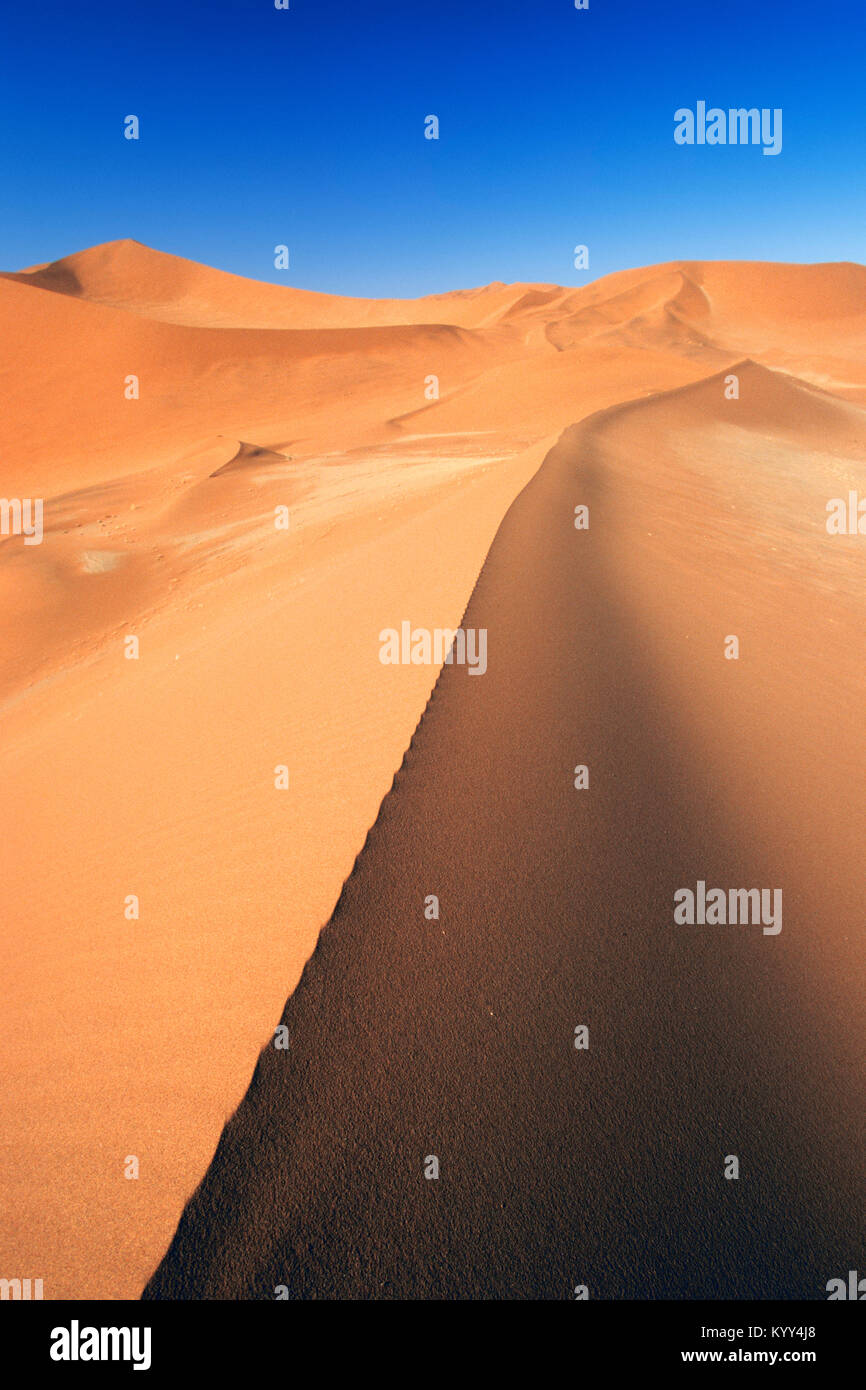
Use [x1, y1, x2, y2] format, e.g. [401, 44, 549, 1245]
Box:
[143, 364, 866, 1300]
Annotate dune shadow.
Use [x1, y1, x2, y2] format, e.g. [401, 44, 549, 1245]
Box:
[143, 396, 866, 1300]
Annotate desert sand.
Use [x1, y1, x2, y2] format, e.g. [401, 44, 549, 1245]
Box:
[1, 242, 865, 1298]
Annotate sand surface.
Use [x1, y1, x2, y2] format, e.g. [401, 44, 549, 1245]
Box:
[1, 243, 865, 1297]
[144, 367, 866, 1299]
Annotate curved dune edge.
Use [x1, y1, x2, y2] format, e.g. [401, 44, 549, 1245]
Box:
[3, 243, 866, 1300]
[143, 362, 866, 1299]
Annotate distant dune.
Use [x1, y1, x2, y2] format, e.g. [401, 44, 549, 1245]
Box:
[1, 242, 864, 1298]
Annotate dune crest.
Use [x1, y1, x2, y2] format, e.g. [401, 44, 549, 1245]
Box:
[1, 242, 865, 1298]
[208, 441, 294, 478]
[145, 363, 866, 1299]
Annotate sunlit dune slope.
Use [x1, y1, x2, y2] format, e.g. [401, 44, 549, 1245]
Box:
[1, 241, 864, 1298]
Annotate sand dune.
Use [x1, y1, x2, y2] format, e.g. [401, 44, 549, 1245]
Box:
[7, 240, 866, 351]
[144, 364, 866, 1298]
[208, 441, 295, 478]
[1, 241, 864, 1298]
[1, 239, 568, 331]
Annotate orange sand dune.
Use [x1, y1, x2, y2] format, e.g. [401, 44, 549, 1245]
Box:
[145, 364, 866, 1299]
[1, 241, 864, 1298]
[1, 238, 565, 331]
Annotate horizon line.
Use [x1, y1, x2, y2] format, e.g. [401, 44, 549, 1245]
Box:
[8, 237, 866, 306]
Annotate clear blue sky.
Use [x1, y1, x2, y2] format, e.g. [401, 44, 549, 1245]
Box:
[1, 0, 862, 296]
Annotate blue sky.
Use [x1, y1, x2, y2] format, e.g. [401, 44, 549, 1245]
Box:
[1, 0, 862, 296]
